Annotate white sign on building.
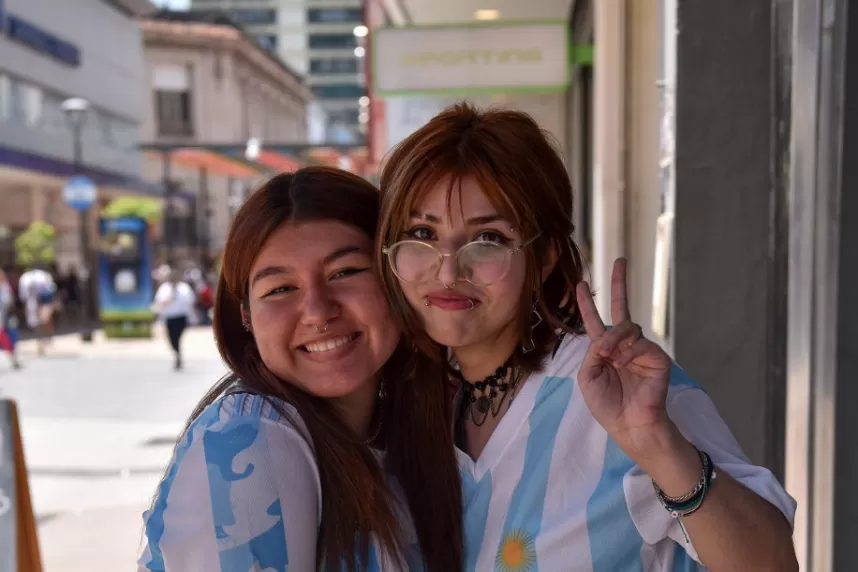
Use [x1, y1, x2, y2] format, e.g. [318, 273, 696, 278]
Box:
[372, 23, 570, 96]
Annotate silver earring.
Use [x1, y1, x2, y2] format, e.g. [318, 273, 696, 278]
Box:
[522, 302, 543, 353]
[378, 378, 386, 400]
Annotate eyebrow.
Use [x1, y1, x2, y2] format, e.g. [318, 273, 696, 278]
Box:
[250, 245, 365, 288]
[409, 211, 507, 226]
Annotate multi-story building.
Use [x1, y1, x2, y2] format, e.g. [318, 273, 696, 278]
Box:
[140, 10, 312, 265]
[0, 0, 156, 269]
[188, 0, 367, 144]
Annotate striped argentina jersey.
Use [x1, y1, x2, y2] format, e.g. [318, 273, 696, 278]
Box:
[458, 334, 796, 572]
[138, 392, 420, 571]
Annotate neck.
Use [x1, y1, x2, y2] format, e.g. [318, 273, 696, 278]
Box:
[454, 320, 519, 382]
[330, 376, 380, 439]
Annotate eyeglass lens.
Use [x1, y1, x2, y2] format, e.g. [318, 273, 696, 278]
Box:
[389, 241, 511, 286]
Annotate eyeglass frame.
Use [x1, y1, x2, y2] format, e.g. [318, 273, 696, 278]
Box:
[382, 231, 543, 286]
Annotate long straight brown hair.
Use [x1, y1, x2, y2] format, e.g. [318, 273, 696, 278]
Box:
[377, 102, 588, 376]
[188, 167, 463, 572]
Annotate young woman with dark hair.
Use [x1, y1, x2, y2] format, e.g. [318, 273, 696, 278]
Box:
[139, 167, 463, 572]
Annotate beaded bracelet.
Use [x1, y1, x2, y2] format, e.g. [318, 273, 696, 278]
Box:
[652, 447, 717, 542]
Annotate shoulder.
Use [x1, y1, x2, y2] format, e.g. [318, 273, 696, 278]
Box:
[186, 392, 314, 457]
[539, 332, 591, 380]
[141, 392, 322, 571]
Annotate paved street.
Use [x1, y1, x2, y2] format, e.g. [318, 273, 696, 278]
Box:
[0, 325, 226, 572]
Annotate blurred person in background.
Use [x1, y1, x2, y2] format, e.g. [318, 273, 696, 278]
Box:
[377, 104, 797, 571]
[139, 167, 463, 571]
[18, 264, 57, 355]
[59, 267, 82, 326]
[0, 269, 21, 369]
[151, 268, 196, 370]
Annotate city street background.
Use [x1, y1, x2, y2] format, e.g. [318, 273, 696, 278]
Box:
[0, 327, 224, 572]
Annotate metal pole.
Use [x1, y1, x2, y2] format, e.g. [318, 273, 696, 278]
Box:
[73, 121, 93, 343]
[198, 166, 210, 272]
[162, 152, 175, 269]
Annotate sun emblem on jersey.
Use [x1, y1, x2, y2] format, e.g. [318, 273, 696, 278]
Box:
[495, 529, 536, 571]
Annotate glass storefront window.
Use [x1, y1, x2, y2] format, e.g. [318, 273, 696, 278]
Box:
[308, 8, 362, 23]
[308, 34, 357, 49]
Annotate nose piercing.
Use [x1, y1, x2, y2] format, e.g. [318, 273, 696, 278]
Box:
[443, 283, 452, 290]
[316, 321, 328, 333]
[424, 299, 431, 307]
[468, 299, 475, 310]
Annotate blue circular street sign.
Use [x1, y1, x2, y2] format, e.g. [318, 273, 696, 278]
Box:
[63, 175, 97, 211]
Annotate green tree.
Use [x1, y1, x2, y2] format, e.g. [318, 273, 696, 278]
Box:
[102, 196, 163, 223]
[14, 221, 56, 267]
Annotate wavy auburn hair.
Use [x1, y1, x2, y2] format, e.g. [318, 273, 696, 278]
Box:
[377, 103, 587, 374]
[188, 167, 463, 572]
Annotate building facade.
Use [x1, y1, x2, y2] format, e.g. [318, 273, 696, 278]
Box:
[0, 0, 155, 269]
[189, 0, 367, 144]
[140, 11, 312, 266]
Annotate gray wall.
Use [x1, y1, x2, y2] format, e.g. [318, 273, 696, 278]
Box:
[0, 0, 146, 176]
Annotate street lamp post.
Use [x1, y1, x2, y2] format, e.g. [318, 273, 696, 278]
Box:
[62, 97, 94, 343]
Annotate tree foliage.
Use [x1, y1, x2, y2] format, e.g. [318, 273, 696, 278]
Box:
[15, 221, 56, 267]
[102, 196, 163, 222]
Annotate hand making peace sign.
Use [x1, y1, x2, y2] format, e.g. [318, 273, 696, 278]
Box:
[575, 258, 674, 461]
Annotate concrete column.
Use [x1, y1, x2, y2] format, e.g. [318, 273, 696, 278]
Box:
[591, 0, 626, 319]
[668, 0, 785, 473]
[29, 185, 46, 223]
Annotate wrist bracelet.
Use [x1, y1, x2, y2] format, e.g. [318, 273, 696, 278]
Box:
[651, 447, 717, 541]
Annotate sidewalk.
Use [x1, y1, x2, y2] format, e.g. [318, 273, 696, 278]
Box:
[1, 326, 223, 572]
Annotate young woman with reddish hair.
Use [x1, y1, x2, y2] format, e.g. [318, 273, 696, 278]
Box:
[376, 103, 797, 571]
[140, 167, 463, 572]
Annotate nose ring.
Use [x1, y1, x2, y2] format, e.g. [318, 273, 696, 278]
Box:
[316, 321, 328, 333]
[468, 299, 475, 310]
[443, 283, 452, 290]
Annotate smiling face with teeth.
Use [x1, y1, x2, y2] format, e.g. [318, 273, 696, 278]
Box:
[245, 219, 400, 406]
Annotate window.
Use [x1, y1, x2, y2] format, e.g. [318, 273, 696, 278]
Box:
[328, 108, 360, 124]
[255, 35, 278, 52]
[228, 10, 277, 24]
[312, 84, 365, 99]
[307, 8, 362, 23]
[155, 91, 193, 136]
[153, 64, 194, 137]
[308, 34, 356, 49]
[309, 58, 359, 74]
[5, 77, 43, 126]
[0, 75, 9, 120]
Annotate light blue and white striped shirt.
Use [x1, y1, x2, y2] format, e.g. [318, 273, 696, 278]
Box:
[458, 334, 796, 571]
[138, 392, 416, 571]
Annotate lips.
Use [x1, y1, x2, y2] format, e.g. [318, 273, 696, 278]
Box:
[425, 292, 480, 311]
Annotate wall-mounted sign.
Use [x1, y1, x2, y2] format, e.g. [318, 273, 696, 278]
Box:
[372, 22, 569, 96]
[0, 2, 81, 68]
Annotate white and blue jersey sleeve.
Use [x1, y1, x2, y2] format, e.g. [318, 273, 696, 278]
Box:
[138, 393, 321, 571]
[624, 365, 797, 566]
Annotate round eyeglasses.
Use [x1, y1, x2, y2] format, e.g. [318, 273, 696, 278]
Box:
[383, 233, 542, 287]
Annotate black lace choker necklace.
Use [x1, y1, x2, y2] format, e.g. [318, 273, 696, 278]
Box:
[456, 355, 522, 426]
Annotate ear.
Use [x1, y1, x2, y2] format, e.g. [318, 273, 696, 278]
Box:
[541, 239, 559, 282]
[240, 304, 252, 333]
